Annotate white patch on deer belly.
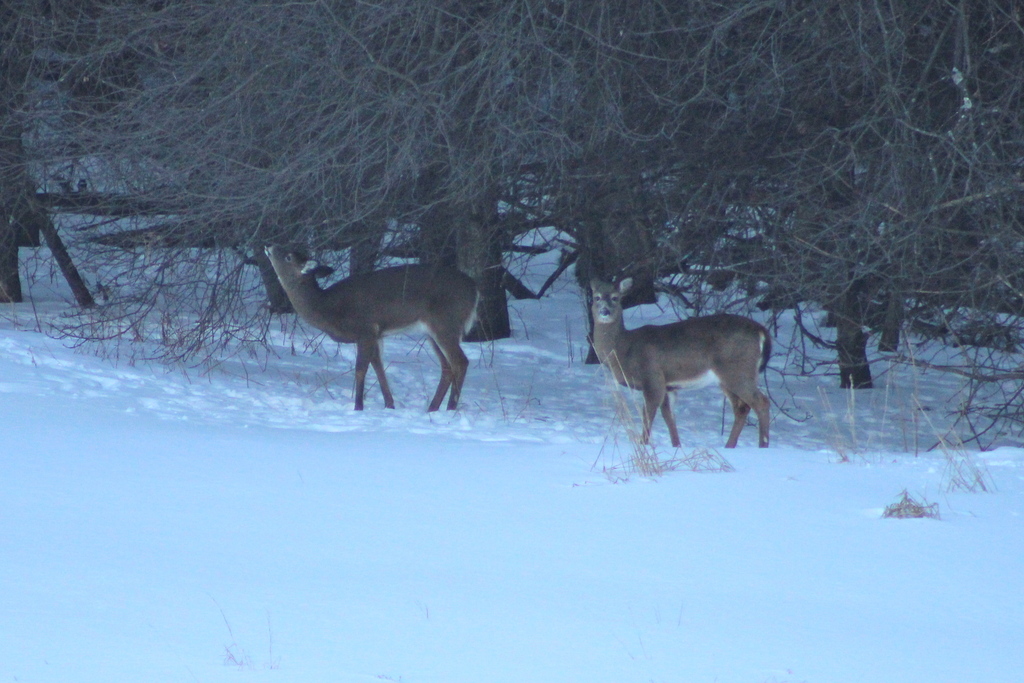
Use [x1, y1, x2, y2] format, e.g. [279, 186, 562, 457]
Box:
[383, 321, 429, 337]
[667, 370, 719, 391]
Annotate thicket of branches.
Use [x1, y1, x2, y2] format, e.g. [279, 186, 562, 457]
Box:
[2, 0, 1023, 445]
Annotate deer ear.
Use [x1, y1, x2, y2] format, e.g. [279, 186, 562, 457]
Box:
[589, 278, 602, 293]
[302, 261, 335, 279]
[618, 278, 633, 294]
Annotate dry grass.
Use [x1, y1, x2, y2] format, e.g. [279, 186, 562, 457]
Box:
[882, 490, 940, 519]
[596, 363, 734, 481]
[818, 386, 854, 463]
[819, 352, 995, 492]
[595, 392, 670, 482]
[597, 358, 663, 476]
[596, 445, 734, 483]
[909, 387, 995, 493]
[674, 447, 736, 473]
[216, 602, 280, 671]
[938, 434, 994, 493]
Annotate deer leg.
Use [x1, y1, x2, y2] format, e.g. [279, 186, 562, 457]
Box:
[358, 339, 395, 409]
[353, 340, 372, 411]
[427, 334, 469, 411]
[659, 392, 682, 448]
[443, 342, 469, 411]
[371, 342, 396, 409]
[729, 387, 770, 448]
[723, 390, 751, 448]
[640, 384, 666, 445]
[750, 390, 770, 448]
[426, 338, 454, 412]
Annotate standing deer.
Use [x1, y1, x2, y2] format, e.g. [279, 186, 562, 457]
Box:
[590, 278, 771, 448]
[265, 246, 478, 411]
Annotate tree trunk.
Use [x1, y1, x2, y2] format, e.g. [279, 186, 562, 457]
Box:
[576, 224, 657, 364]
[39, 221, 94, 308]
[252, 247, 293, 314]
[349, 223, 385, 276]
[413, 164, 459, 266]
[570, 164, 660, 363]
[2, 23, 92, 308]
[877, 291, 903, 353]
[0, 218, 20, 303]
[457, 198, 510, 342]
[0, 35, 24, 304]
[835, 313, 873, 388]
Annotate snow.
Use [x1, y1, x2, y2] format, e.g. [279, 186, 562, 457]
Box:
[1, 252, 1023, 683]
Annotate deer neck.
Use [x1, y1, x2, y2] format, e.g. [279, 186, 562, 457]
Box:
[281, 277, 333, 327]
[591, 316, 628, 366]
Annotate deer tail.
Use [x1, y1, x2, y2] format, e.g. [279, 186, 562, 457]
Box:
[759, 330, 772, 373]
[462, 289, 480, 337]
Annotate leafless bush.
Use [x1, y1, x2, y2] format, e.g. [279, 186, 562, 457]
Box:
[1, 1, 1021, 438]
[882, 490, 940, 520]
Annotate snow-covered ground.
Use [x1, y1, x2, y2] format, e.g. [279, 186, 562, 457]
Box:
[1, 248, 1022, 683]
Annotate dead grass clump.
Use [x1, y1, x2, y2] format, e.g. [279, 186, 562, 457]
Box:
[596, 366, 667, 479]
[596, 364, 734, 481]
[818, 387, 855, 463]
[942, 451, 993, 493]
[901, 361, 995, 493]
[675, 447, 736, 473]
[934, 432, 994, 493]
[595, 438, 676, 482]
[596, 445, 734, 483]
[882, 490, 940, 519]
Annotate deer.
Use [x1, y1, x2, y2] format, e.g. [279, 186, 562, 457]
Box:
[265, 245, 479, 411]
[590, 278, 771, 448]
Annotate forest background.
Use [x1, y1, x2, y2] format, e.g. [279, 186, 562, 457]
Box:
[1, 0, 1023, 446]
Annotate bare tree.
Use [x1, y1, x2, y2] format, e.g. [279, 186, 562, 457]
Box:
[4, 0, 1022, 441]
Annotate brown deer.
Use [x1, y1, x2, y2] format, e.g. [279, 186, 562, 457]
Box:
[265, 246, 478, 411]
[590, 278, 771, 448]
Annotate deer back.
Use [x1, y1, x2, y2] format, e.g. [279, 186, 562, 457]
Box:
[642, 314, 768, 386]
[315, 264, 478, 343]
[595, 313, 768, 391]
